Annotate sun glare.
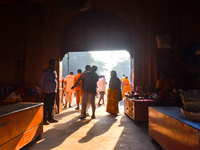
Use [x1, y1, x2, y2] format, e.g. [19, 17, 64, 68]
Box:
[89, 50, 130, 83]
[62, 50, 132, 87]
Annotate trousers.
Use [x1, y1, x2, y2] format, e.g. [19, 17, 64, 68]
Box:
[43, 92, 56, 121]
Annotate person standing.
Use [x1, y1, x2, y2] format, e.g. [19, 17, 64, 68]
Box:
[72, 65, 99, 119]
[97, 75, 107, 105]
[82, 65, 92, 89]
[106, 70, 121, 115]
[63, 72, 74, 108]
[40, 59, 58, 125]
[74, 69, 82, 110]
[121, 74, 126, 91]
[122, 76, 131, 99]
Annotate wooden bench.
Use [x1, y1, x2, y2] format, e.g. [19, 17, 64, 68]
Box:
[0, 102, 43, 150]
[149, 107, 200, 150]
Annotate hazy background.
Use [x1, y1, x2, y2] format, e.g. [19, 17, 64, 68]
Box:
[62, 50, 131, 87]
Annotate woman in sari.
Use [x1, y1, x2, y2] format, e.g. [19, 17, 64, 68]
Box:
[122, 76, 131, 99]
[106, 70, 121, 114]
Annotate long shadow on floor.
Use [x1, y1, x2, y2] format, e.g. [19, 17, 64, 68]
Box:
[78, 114, 118, 143]
[114, 114, 164, 150]
[21, 109, 91, 150]
[21, 102, 163, 150]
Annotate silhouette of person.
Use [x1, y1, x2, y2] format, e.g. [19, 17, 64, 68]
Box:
[63, 72, 74, 108]
[97, 75, 107, 105]
[74, 69, 82, 110]
[106, 70, 121, 115]
[40, 59, 58, 125]
[72, 65, 99, 119]
[156, 71, 176, 106]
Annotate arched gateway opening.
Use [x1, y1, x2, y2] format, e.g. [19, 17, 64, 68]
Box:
[58, 8, 134, 112]
[60, 8, 134, 57]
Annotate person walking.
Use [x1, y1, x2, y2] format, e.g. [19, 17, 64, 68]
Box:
[72, 65, 99, 119]
[40, 59, 58, 125]
[97, 75, 107, 105]
[106, 70, 121, 115]
[71, 65, 92, 116]
[80, 65, 92, 115]
[63, 72, 74, 108]
[74, 69, 82, 110]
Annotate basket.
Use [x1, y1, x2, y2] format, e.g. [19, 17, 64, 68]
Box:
[181, 107, 200, 122]
[181, 90, 200, 104]
[183, 102, 200, 112]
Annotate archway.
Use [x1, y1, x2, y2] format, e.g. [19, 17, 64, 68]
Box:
[60, 8, 134, 58]
[58, 8, 134, 112]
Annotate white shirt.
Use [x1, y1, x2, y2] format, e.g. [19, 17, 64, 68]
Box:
[64, 74, 74, 92]
[97, 78, 107, 92]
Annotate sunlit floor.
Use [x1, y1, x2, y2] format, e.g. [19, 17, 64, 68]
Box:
[21, 99, 163, 150]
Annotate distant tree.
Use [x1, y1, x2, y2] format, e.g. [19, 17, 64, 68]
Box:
[62, 52, 93, 77]
[112, 58, 131, 81]
[62, 52, 107, 77]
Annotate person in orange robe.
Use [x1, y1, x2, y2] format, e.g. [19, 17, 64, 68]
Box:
[74, 69, 82, 110]
[122, 76, 131, 99]
[156, 71, 176, 106]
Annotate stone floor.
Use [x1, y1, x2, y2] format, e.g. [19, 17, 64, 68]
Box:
[21, 99, 163, 150]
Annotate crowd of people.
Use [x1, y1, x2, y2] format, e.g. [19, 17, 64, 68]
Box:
[40, 58, 182, 126]
[40, 59, 131, 125]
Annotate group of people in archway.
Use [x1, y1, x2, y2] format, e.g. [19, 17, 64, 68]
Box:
[63, 65, 133, 119]
[40, 58, 182, 126]
[40, 59, 132, 125]
[63, 66, 182, 120]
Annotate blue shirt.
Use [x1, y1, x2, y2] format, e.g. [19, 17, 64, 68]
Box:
[40, 67, 58, 93]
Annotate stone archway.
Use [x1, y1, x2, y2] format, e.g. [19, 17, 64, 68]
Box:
[58, 9, 135, 112]
[60, 8, 134, 59]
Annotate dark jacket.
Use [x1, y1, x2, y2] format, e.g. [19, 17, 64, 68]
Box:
[82, 71, 99, 94]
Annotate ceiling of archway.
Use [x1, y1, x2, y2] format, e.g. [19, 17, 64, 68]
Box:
[61, 9, 133, 58]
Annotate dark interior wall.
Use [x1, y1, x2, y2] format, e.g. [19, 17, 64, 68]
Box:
[147, 0, 180, 91]
[181, 0, 200, 45]
[61, 9, 133, 56]
[0, 2, 61, 87]
[0, 0, 200, 92]
[147, 0, 200, 90]
[178, 0, 200, 90]
[0, 4, 27, 85]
